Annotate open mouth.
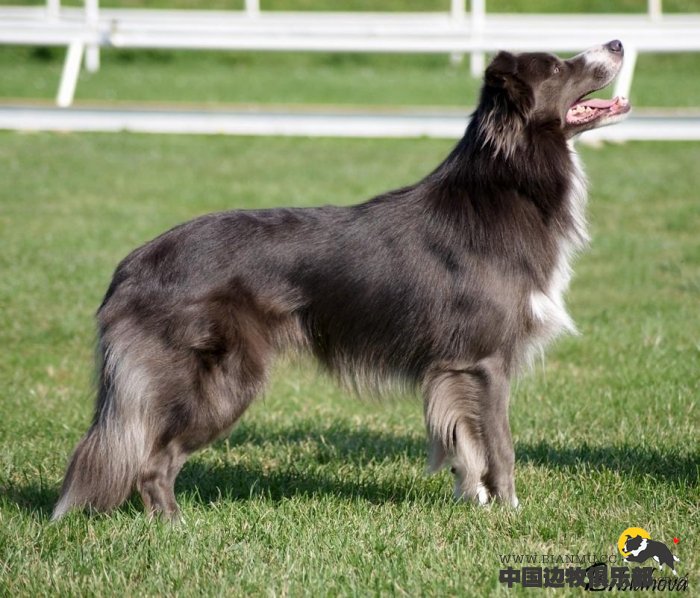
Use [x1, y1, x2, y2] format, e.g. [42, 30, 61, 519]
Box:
[566, 95, 631, 126]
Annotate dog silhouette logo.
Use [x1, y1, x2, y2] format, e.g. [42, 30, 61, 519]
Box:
[618, 527, 681, 576]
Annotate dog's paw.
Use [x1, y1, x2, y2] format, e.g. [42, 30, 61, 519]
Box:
[476, 483, 490, 506]
[453, 482, 491, 506]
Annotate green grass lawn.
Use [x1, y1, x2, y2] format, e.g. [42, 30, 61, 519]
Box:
[0, 132, 698, 595]
[4, 47, 700, 109]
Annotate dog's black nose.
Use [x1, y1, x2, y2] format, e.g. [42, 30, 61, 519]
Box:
[606, 40, 623, 54]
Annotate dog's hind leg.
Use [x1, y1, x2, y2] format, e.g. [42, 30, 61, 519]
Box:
[137, 372, 262, 521]
[138, 352, 267, 521]
[423, 365, 488, 504]
[476, 356, 518, 508]
[135, 287, 293, 520]
[137, 324, 271, 521]
[138, 440, 188, 522]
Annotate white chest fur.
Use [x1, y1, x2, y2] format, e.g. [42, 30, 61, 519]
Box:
[526, 142, 590, 365]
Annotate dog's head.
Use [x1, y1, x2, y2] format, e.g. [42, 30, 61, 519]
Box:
[478, 41, 631, 153]
[623, 535, 645, 553]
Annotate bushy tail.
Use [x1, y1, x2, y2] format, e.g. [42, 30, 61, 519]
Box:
[52, 337, 150, 520]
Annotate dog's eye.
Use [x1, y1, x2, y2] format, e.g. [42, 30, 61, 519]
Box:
[553, 66, 561, 75]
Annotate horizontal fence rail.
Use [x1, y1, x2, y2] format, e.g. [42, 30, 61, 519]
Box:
[1, 104, 699, 142]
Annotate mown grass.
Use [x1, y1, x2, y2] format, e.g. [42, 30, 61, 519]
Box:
[4, 46, 700, 109]
[0, 132, 698, 596]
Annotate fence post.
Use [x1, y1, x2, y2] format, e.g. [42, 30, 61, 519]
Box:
[648, 0, 662, 21]
[57, 40, 84, 107]
[470, 0, 485, 78]
[46, 0, 60, 21]
[449, 0, 466, 65]
[613, 45, 638, 100]
[84, 0, 100, 72]
[245, 0, 260, 18]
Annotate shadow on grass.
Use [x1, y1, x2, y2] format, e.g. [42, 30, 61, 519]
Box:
[517, 441, 698, 486]
[177, 422, 430, 506]
[3, 424, 696, 518]
[0, 482, 58, 520]
[173, 423, 696, 507]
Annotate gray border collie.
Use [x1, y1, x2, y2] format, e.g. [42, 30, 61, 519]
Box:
[53, 41, 630, 521]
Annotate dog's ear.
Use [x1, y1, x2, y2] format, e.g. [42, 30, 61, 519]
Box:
[484, 51, 534, 115]
[485, 51, 518, 88]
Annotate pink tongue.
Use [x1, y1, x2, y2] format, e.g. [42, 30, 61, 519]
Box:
[578, 98, 616, 109]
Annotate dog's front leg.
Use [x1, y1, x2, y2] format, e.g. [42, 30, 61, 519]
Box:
[476, 356, 518, 508]
[423, 356, 518, 508]
[422, 364, 489, 505]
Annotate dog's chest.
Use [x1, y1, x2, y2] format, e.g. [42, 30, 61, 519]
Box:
[524, 144, 589, 364]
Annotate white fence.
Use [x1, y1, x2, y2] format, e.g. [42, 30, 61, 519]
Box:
[1, 1, 699, 107]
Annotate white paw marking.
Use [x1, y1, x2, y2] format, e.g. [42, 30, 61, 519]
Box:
[476, 483, 489, 506]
